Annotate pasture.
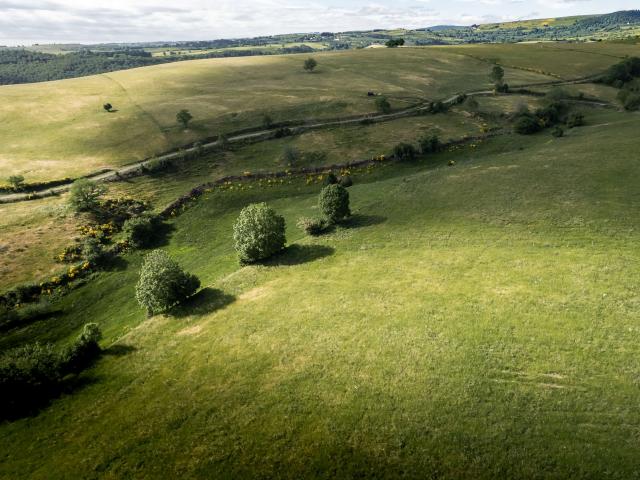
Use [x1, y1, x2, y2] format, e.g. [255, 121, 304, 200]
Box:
[1, 105, 640, 477]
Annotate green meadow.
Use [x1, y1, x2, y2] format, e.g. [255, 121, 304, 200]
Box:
[1, 40, 640, 479]
[1, 43, 623, 182]
[2, 105, 640, 477]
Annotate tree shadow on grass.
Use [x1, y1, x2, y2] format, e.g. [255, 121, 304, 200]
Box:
[342, 214, 387, 229]
[146, 222, 176, 249]
[102, 255, 129, 272]
[102, 344, 137, 357]
[170, 287, 236, 318]
[262, 244, 335, 267]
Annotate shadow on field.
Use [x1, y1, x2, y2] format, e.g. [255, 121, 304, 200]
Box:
[171, 287, 236, 318]
[343, 214, 387, 229]
[102, 255, 129, 272]
[103, 344, 137, 357]
[146, 222, 176, 248]
[264, 244, 335, 266]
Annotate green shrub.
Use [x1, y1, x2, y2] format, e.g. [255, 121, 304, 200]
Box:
[135, 250, 201, 315]
[319, 184, 350, 223]
[61, 323, 102, 374]
[68, 179, 106, 212]
[393, 143, 417, 161]
[281, 146, 300, 167]
[551, 126, 564, 138]
[233, 203, 286, 264]
[567, 112, 585, 128]
[0, 342, 63, 418]
[297, 217, 329, 236]
[375, 97, 391, 114]
[323, 173, 338, 186]
[419, 135, 441, 154]
[122, 214, 162, 248]
[339, 175, 353, 187]
[513, 114, 542, 135]
[81, 237, 108, 265]
[623, 93, 640, 111]
[8, 175, 25, 189]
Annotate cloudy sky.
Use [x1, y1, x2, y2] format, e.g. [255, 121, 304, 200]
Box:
[0, 0, 636, 46]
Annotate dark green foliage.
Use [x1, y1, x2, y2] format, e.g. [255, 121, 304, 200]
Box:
[617, 80, 640, 110]
[297, 217, 329, 236]
[98, 198, 148, 224]
[319, 184, 350, 223]
[339, 175, 353, 188]
[68, 179, 106, 213]
[535, 101, 569, 127]
[419, 135, 441, 155]
[495, 83, 510, 93]
[303, 58, 318, 72]
[323, 173, 338, 186]
[122, 214, 163, 248]
[176, 109, 193, 129]
[552, 126, 564, 138]
[430, 101, 447, 114]
[567, 112, 585, 128]
[375, 97, 391, 114]
[393, 143, 418, 161]
[600, 57, 640, 86]
[490, 65, 505, 84]
[233, 203, 286, 263]
[135, 250, 200, 315]
[8, 175, 24, 188]
[103, 103, 113, 112]
[281, 146, 300, 167]
[514, 113, 542, 135]
[274, 127, 293, 138]
[0, 342, 63, 418]
[0, 323, 103, 419]
[81, 237, 108, 265]
[61, 323, 102, 374]
[385, 39, 405, 48]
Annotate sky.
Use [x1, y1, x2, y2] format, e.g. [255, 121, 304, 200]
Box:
[0, 0, 637, 46]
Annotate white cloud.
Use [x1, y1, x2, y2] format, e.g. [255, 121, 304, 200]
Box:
[0, 0, 635, 45]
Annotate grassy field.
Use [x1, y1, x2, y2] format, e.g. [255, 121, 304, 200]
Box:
[3, 43, 624, 183]
[1, 105, 639, 477]
[0, 105, 493, 290]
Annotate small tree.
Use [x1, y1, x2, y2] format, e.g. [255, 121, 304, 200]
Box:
[233, 203, 286, 263]
[375, 96, 391, 114]
[103, 103, 113, 112]
[303, 58, 318, 73]
[490, 65, 505, 88]
[123, 214, 162, 248]
[68, 179, 106, 212]
[319, 184, 350, 223]
[176, 109, 193, 129]
[393, 143, 417, 161]
[135, 250, 200, 315]
[8, 175, 25, 189]
[81, 237, 107, 265]
[385, 39, 405, 48]
[281, 146, 300, 167]
[419, 135, 440, 154]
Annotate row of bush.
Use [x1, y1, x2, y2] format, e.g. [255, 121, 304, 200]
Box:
[0, 323, 102, 419]
[599, 57, 640, 111]
[512, 89, 585, 135]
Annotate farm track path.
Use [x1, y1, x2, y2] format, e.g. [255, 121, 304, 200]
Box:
[0, 74, 606, 204]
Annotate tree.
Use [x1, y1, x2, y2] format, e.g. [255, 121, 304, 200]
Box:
[319, 184, 350, 223]
[303, 58, 318, 73]
[375, 96, 391, 114]
[135, 250, 200, 316]
[68, 179, 106, 212]
[123, 214, 162, 248]
[103, 103, 113, 112]
[385, 39, 405, 48]
[233, 203, 286, 263]
[393, 143, 417, 161]
[490, 65, 505, 87]
[281, 146, 300, 167]
[176, 109, 193, 129]
[419, 135, 440, 154]
[8, 175, 25, 189]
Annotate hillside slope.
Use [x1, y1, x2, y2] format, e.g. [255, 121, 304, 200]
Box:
[1, 107, 639, 478]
